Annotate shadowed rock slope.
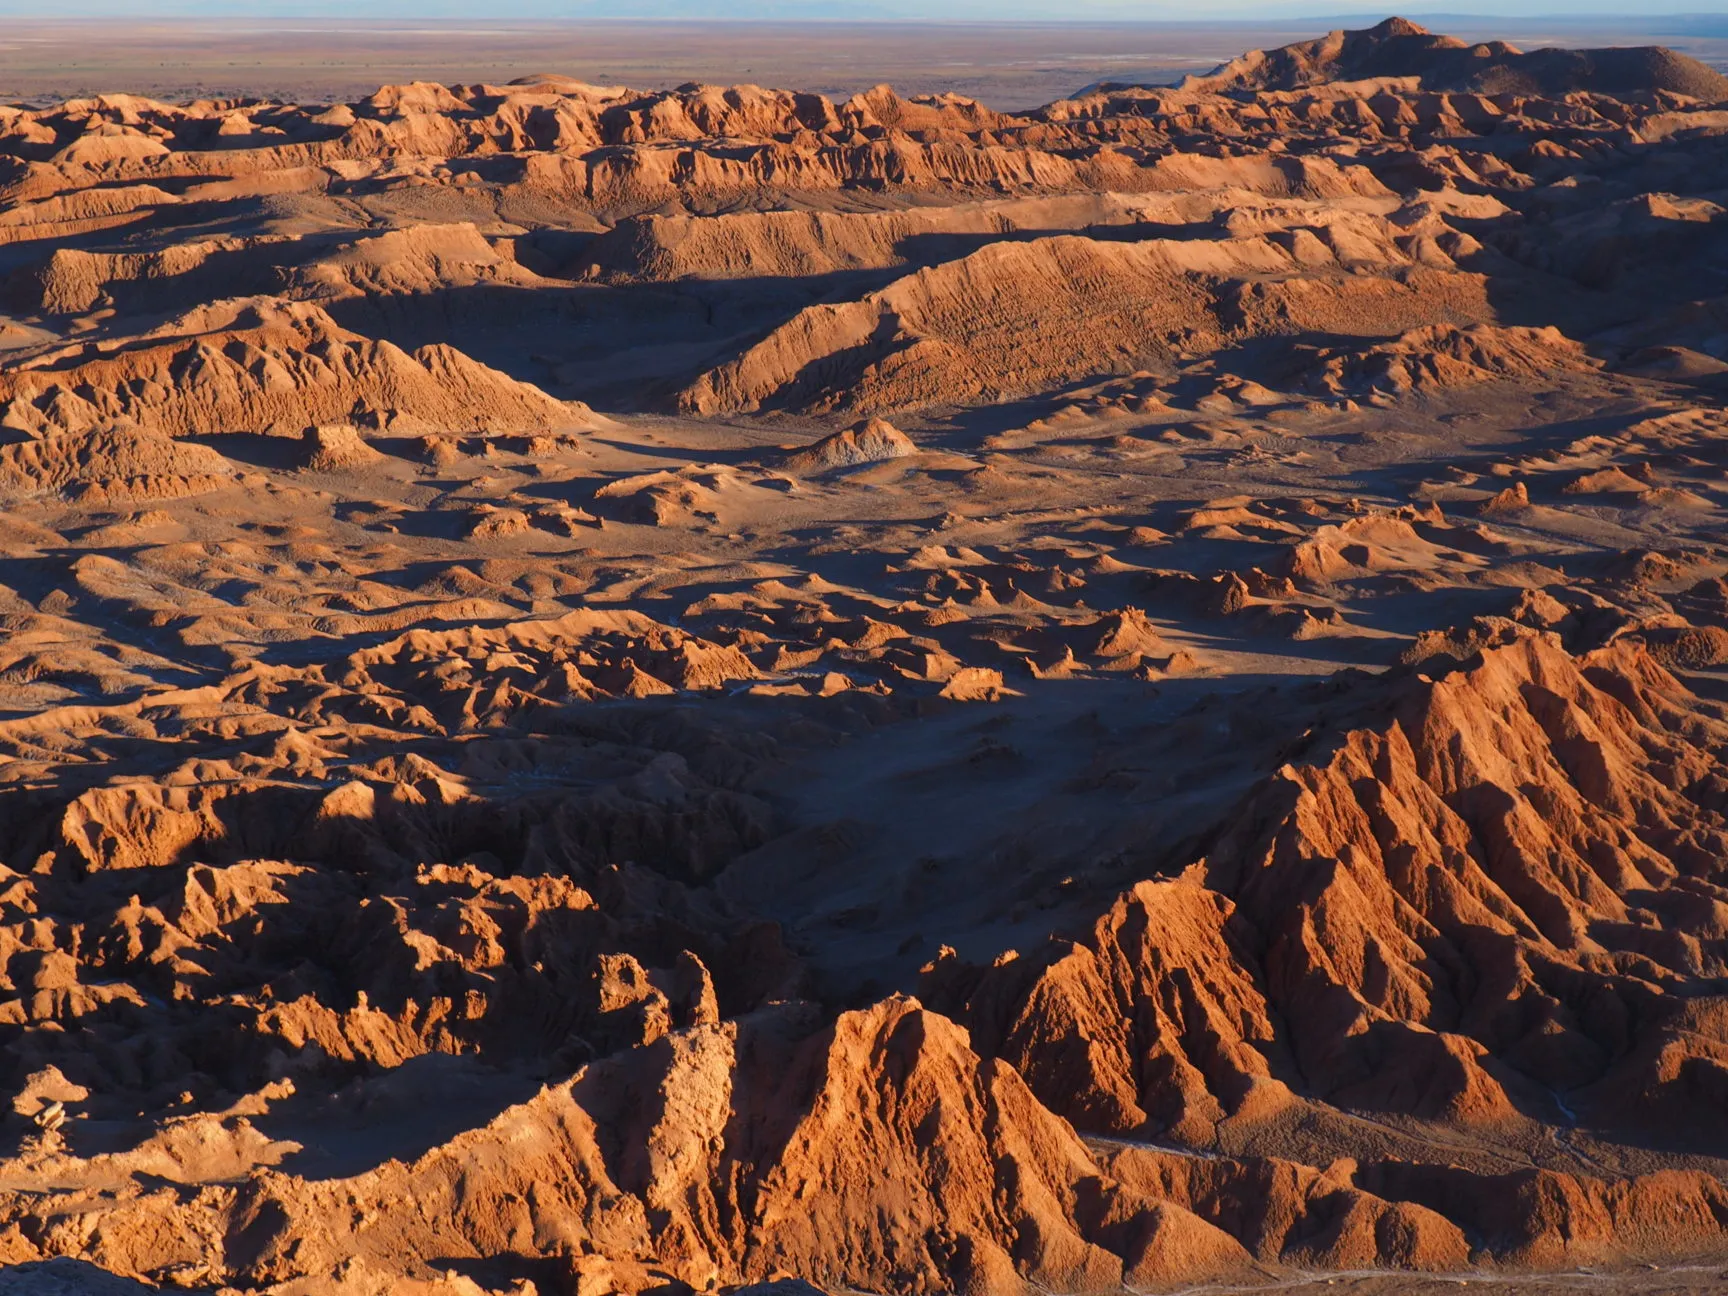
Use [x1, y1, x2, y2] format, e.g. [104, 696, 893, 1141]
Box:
[5, 634, 1728, 1294]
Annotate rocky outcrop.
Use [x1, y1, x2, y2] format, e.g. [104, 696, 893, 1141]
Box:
[0, 301, 586, 438]
[931, 636, 1728, 1145]
[680, 230, 1477, 415]
[0, 421, 234, 501]
[780, 418, 917, 473]
[1182, 16, 1728, 99]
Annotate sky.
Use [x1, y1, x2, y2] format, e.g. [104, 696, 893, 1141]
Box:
[0, 1, 1725, 18]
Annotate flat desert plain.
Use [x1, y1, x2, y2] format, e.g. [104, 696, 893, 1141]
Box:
[2, 14, 1728, 1296]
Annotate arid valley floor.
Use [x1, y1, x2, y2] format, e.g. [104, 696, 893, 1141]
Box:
[8, 14, 1728, 1296]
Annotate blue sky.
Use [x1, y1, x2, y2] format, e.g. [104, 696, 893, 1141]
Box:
[1, 2, 1725, 17]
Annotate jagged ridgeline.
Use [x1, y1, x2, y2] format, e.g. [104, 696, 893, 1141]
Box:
[4, 14, 1728, 1296]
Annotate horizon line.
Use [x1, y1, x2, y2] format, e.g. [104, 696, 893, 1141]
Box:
[6, 11, 1728, 24]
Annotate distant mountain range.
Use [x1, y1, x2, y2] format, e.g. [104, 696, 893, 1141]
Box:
[1179, 15, 1728, 94]
[7, 2, 1728, 23]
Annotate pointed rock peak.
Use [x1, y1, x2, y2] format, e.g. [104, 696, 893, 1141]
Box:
[1373, 17, 1432, 38]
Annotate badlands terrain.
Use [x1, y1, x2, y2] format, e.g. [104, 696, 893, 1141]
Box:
[8, 13, 1728, 1295]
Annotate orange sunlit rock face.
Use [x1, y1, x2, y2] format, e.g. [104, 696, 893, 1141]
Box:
[4, 17, 1728, 1295]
